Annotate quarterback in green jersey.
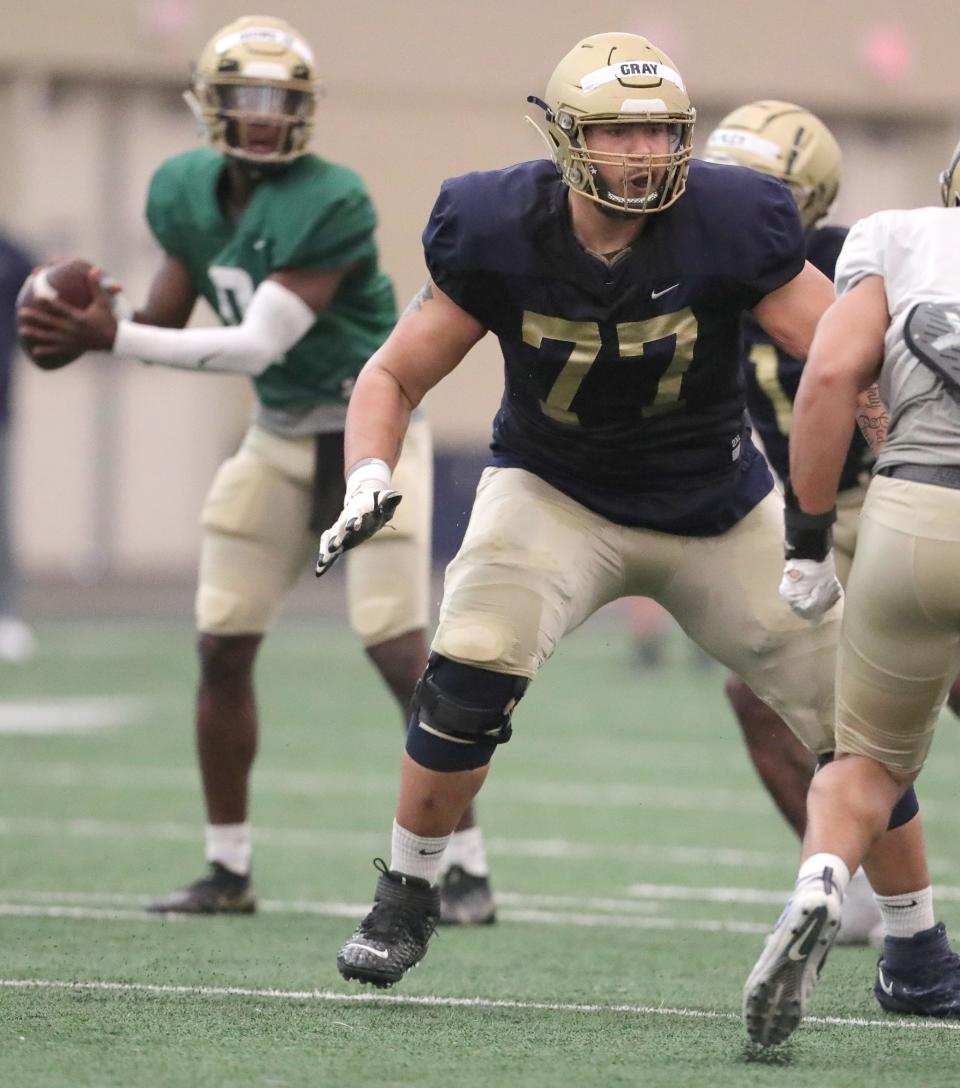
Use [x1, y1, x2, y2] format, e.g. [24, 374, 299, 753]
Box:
[18, 15, 495, 923]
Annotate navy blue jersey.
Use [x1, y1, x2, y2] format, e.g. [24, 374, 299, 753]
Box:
[423, 159, 805, 534]
[742, 225, 872, 491]
[0, 234, 34, 425]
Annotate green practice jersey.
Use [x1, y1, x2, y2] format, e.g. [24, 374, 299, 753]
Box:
[145, 148, 397, 411]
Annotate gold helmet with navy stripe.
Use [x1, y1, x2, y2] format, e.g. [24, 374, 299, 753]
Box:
[527, 32, 695, 215]
[702, 101, 840, 229]
[940, 138, 960, 206]
[185, 15, 320, 164]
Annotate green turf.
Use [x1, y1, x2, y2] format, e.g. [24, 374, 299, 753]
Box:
[2, 617, 960, 1087]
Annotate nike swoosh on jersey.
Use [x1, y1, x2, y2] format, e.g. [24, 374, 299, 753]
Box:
[345, 942, 389, 960]
[877, 967, 896, 996]
[651, 283, 680, 299]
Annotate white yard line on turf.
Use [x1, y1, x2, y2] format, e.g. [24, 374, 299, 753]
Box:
[0, 761, 775, 812]
[0, 889, 656, 912]
[2, 977, 959, 1034]
[0, 815, 956, 877]
[13, 882, 960, 921]
[0, 698, 148, 734]
[2, 817, 955, 875]
[0, 816, 794, 868]
[7, 761, 960, 827]
[0, 905, 187, 922]
[0, 899, 769, 933]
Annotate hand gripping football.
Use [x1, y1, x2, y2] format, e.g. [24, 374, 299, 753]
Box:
[18, 258, 96, 370]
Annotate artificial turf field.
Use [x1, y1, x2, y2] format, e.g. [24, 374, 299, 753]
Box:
[2, 615, 960, 1087]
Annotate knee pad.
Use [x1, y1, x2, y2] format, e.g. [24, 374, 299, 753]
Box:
[405, 654, 529, 772]
[816, 752, 920, 830]
[888, 785, 919, 829]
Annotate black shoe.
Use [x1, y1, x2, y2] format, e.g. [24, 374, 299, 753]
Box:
[337, 859, 440, 988]
[145, 862, 256, 915]
[875, 922, 960, 1017]
[439, 865, 496, 925]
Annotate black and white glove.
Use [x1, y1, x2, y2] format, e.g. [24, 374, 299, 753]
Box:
[315, 459, 402, 577]
[779, 485, 842, 621]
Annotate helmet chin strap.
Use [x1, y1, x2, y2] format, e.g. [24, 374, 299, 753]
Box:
[596, 194, 657, 220]
[589, 163, 662, 218]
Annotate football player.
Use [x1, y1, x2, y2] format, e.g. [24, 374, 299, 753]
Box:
[315, 32, 954, 999]
[17, 15, 494, 923]
[744, 136, 960, 1046]
[702, 102, 881, 945]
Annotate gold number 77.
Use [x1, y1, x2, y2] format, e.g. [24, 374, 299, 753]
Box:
[522, 308, 699, 424]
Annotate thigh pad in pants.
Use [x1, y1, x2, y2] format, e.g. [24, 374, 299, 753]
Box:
[196, 425, 315, 635]
[837, 475, 960, 774]
[432, 467, 622, 678]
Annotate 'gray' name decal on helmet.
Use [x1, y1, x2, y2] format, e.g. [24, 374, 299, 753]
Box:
[580, 62, 685, 94]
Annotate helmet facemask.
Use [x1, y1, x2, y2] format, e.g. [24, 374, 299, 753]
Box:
[940, 138, 960, 207]
[555, 114, 694, 215]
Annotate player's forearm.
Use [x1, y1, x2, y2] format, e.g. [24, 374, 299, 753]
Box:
[789, 368, 858, 513]
[344, 361, 413, 474]
[790, 279, 887, 512]
[115, 281, 314, 374]
[133, 254, 198, 329]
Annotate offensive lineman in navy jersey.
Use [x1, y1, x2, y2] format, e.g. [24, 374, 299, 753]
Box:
[316, 33, 945, 998]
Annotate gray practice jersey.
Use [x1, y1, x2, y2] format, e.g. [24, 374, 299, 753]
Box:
[836, 206, 960, 470]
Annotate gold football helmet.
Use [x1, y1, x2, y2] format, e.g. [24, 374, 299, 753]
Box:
[527, 31, 696, 215]
[185, 15, 319, 164]
[702, 101, 840, 229]
[939, 138, 960, 206]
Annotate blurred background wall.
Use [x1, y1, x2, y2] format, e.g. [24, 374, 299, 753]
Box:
[2, 1, 957, 578]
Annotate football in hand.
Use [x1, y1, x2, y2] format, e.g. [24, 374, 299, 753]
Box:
[18, 258, 96, 370]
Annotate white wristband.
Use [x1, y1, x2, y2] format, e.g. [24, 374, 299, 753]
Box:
[346, 458, 392, 496]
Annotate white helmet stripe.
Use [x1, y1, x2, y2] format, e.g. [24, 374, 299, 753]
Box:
[620, 98, 669, 114]
[214, 27, 314, 65]
[580, 61, 685, 94]
[706, 129, 782, 163]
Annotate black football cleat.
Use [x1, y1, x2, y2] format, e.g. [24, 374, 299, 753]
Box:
[439, 865, 497, 925]
[145, 862, 256, 915]
[875, 922, 960, 1017]
[337, 859, 440, 988]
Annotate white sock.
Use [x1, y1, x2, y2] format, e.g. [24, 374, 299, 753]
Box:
[797, 853, 851, 898]
[441, 827, 489, 877]
[205, 822, 251, 877]
[390, 820, 450, 884]
[876, 885, 935, 938]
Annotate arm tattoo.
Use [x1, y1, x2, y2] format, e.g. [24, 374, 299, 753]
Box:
[401, 282, 434, 319]
[856, 384, 889, 454]
[856, 410, 889, 453]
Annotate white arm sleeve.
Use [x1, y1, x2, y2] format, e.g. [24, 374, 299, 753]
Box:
[113, 279, 316, 375]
